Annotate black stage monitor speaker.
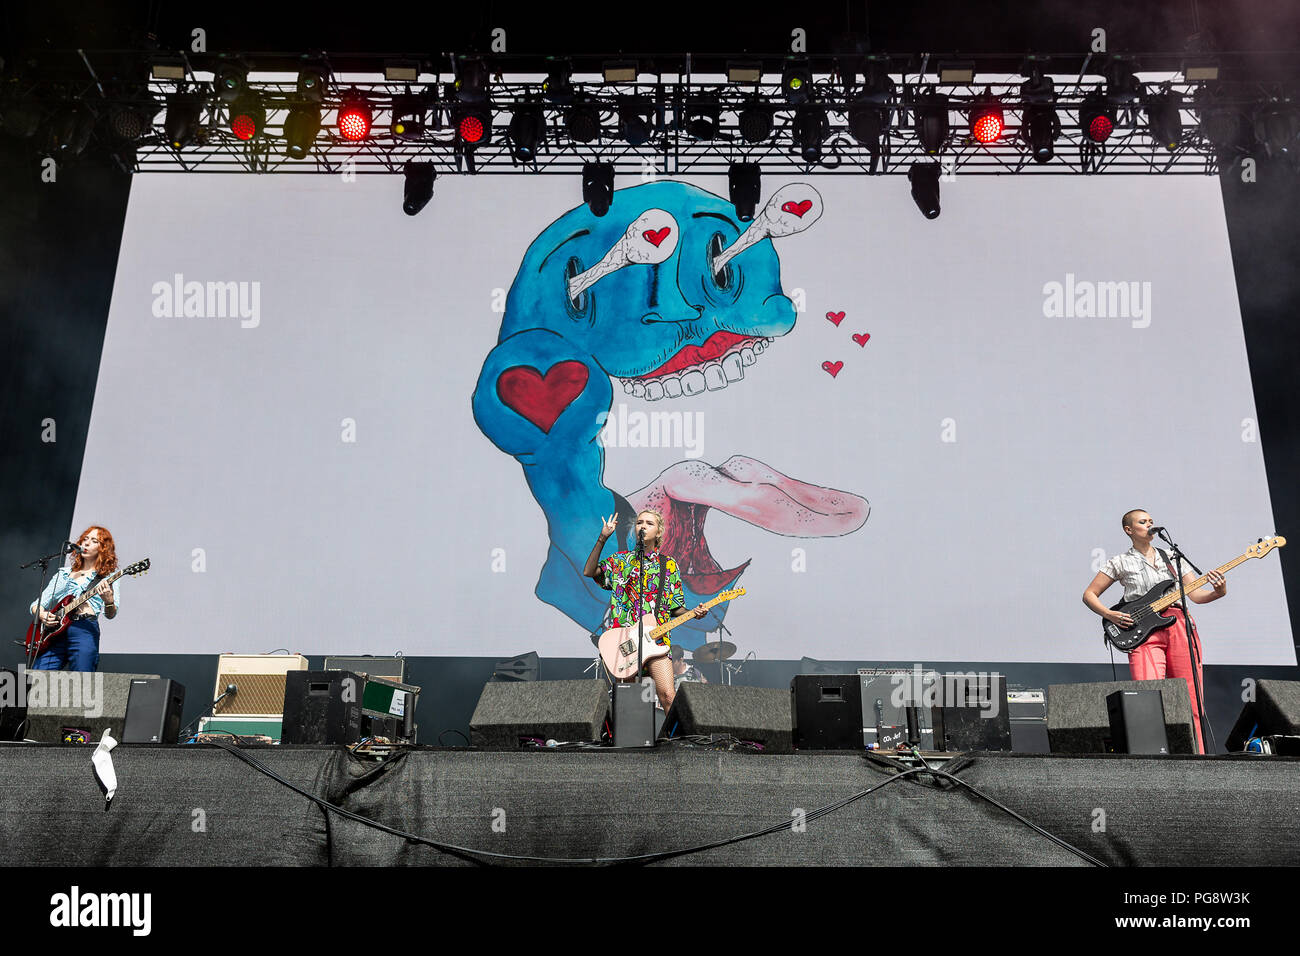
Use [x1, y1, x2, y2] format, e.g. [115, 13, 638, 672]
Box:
[661, 683, 792, 753]
[1106, 689, 1169, 754]
[123, 678, 186, 744]
[469, 680, 609, 750]
[791, 675, 863, 750]
[1047, 679, 1196, 754]
[22, 671, 161, 743]
[281, 670, 364, 745]
[932, 673, 1012, 752]
[612, 681, 656, 748]
[1226, 680, 1300, 751]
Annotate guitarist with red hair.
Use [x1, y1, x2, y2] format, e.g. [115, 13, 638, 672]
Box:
[29, 526, 122, 672]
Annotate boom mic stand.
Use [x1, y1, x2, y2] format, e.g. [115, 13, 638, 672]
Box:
[18, 542, 79, 669]
[1156, 527, 1215, 754]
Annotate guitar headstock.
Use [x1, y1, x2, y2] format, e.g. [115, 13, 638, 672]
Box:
[123, 558, 151, 576]
[1249, 535, 1285, 558]
[714, 587, 746, 602]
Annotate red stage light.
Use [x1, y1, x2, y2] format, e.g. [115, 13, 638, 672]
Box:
[338, 104, 371, 141]
[972, 112, 1003, 144]
[459, 114, 485, 143]
[231, 112, 258, 141]
[1087, 113, 1114, 142]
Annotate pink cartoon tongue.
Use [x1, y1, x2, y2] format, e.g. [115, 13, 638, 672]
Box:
[626, 455, 870, 593]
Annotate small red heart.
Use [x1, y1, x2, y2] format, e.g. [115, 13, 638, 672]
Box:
[782, 199, 813, 218]
[497, 362, 589, 433]
[826, 311, 845, 326]
[821, 361, 843, 378]
[643, 226, 671, 247]
[852, 332, 871, 347]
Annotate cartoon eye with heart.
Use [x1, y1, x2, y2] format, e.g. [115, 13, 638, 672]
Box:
[563, 256, 591, 320]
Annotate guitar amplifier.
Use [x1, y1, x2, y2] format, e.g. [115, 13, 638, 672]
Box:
[324, 656, 406, 682]
[212, 653, 309, 718]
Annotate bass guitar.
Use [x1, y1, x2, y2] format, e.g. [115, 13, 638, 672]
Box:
[24, 559, 151, 658]
[599, 588, 745, 679]
[1102, 536, 1283, 651]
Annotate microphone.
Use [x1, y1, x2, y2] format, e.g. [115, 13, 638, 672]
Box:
[64, 542, 83, 554]
[1150, 527, 1166, 534]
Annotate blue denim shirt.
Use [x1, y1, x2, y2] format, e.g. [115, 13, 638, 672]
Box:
[38, 567, 120, 618]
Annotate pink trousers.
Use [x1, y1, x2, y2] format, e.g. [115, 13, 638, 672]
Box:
[1127, 606, 1206, 754]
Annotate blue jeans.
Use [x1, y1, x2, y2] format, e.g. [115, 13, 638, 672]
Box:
[32, 617, 100, 672]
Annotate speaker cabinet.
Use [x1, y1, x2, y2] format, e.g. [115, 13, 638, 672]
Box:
[22, 671, 160, 743]
[1106, 689, 1169, 754]
[791, 675, 864, 750]
[281, 670, 364, 745]
[123, 678, 186, 744]
[468, 680, 609, 750]
[1047, 679, 1195, 754]
[661, 684, 792, 753]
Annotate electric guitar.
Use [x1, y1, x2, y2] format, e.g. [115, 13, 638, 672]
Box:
[24, 559, 151, 658]
[1102, 536, 1283, 651]
[599, 588, 745, 679]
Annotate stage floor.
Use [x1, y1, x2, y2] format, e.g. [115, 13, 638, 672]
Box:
[2, 743, 1297, 866]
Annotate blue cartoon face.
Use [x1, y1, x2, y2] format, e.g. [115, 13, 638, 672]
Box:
[472, 179, 865, 649]
[501, 181, 800, 383]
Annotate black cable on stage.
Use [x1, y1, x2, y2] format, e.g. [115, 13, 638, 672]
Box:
[199, 740, 928, 865]
[436, 729, 470, 746]
[898, 749, 1107, 867]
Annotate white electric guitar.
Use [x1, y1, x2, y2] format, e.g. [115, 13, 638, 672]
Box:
[598, 588, 745, 679]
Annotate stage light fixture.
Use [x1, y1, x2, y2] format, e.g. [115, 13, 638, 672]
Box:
[728, 61, 762, 84]
[164, 92, 202, 149]
[1255, 106, 1300, 158]
[937, 61, 975, 84]
[618, 98, 653, 145]
[969, 94, 1004, 144]
[1144, 91, 1182, 151]
[45, 105, 94, 156]
[848, 72, 895, 152]
[782, 60, 813, 104]
[685, 103, 720, 139]
[150, 59, 185, 81]
[1022, 105, 1059, 163]
[214, 61, 248, 104]
[728, 162, 761, 222]
[455, 58, 489, 104]
[107, 97, 159, 141]
[391, 93, 429, 139]
[543, 63, 574, 104]
[603, 60, 637, 83]
[297, 68, 326, 103]
[738, 100, 773, 143]
[908, 162, 941, 220]
[338, 94, 372, 141]
[914, 92, 950, 154]
[1105, 60, 1141, 106]
[566, 101, 601, 143]
[508, 105, 544, 160]
[385, 60, 419, 83]
[1079, 92, 1115, 143]
[229, 95, 265, 141]
[283, 106, 322, 158]
[403, 161, 436, 216]
[582, 162, 614, 217]
[456, 107, 491, 145]
[793, 105, 828, 163]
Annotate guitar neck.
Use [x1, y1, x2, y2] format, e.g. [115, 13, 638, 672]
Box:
[1149, 552, 1251, 612]
[61, 568, 123, 615]
[649, 595, 726, 640]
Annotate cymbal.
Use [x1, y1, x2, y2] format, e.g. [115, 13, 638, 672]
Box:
[691, 641, 737, 664]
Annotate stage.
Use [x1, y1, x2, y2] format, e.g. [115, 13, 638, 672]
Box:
[3, 743, 1297, 866]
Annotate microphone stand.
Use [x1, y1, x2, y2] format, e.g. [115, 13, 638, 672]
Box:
[18, 543, 77, 669]
[1156, 527, 1214, 755]
[179, 684, 238, 741]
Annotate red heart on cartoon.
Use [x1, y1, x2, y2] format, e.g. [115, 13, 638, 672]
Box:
[821, 361, 843, 378]
[852, 332, 871, 346]
[826, 311, 845, 326]
[643, 227, 671, 247]
[497, 362, 590, 433]
[783, 199, 813, 218]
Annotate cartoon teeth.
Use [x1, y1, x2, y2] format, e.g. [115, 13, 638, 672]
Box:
[568, 208, 679, 302]
[622, 339, 770, 401]
[713, 183, 824, 275]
